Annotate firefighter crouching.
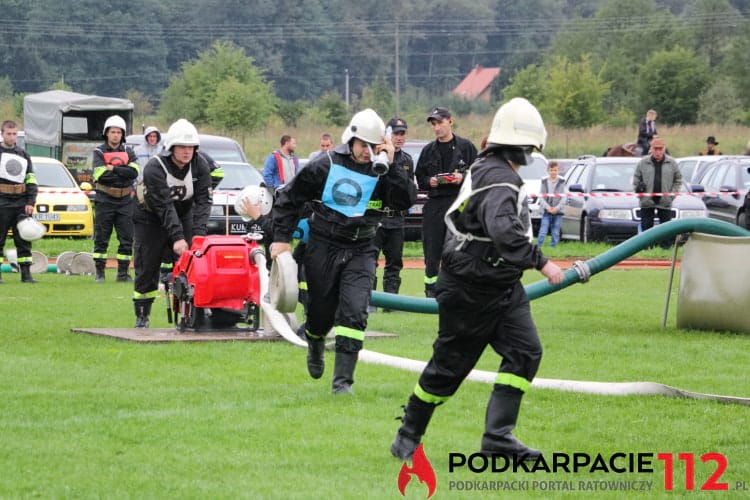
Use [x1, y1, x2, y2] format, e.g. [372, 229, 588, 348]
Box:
[91, 115, 139, 283]
[132, 119, 212, 328]
[391, 98, 564, 461]
[270, 108, 416, 395]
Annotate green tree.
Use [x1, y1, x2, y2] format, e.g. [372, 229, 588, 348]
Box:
[205, 77, 277, 133]
[125, 90, 155, 124]
[359, 78, 395, 118]
[697, 78, 746, 125]
[636, 47, 709, 124]
[160, 41, 276, 128]
[317, 92, 348, 127]
[546, 55, 610, 128]
[0, 77, 13, 98]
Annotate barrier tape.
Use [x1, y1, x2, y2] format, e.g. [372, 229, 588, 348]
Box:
[530, 191, 744, 198]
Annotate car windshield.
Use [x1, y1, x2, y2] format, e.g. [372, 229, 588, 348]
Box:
[216, 163, 263, 190]
[591, 163, 636, 192]
[519, 156, 548, 180]
[34, 161, 77, 188]
[201, 139, 247, 163]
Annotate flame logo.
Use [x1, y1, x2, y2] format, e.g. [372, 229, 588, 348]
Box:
[397, 444, 437, 498]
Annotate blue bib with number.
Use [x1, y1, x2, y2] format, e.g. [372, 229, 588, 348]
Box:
[321, 163, 377, 217]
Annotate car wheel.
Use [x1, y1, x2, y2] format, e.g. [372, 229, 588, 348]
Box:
[580, 215, 592, 243]
[738, 211, 747, 230]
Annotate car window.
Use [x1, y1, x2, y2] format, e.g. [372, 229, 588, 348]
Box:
[216, 163, 263, 190]
[591, 163, 635, 191]
[678, 160, 697, 182]
[565, 164, 584, 185]
[704, 163, 728, 190]
[519, 156, 548, 180]
[34, 161, 78, 188]
[202, 141, 246, 163]
[741, 162, 750, 189]
[719, 164, 737, 188]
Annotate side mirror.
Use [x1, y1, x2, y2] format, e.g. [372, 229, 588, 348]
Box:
[568, 184, 584, 193]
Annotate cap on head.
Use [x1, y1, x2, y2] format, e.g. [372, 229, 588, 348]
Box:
[426, 107, 451, 122]
[651, 137, 667, 148]
[386, 117, 408, 133]
[706, 136, 718, 145]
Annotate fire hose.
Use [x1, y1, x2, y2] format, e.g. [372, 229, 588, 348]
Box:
[256, 218, 750, 405]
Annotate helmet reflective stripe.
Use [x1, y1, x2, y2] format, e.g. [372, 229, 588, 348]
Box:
[487, 98, 547, 151]
[341, 108, 386, 145]
[103, 115, 127, 136]
[444, 170, 530, 249]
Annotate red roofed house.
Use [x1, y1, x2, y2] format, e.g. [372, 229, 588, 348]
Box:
[453, 66, 501, 101]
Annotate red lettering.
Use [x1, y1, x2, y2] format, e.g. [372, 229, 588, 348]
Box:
[701, 452, 728, 491]
[657, 453, 674, 490]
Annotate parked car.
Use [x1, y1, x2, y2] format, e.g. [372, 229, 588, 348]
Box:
[675, 155, 726, 184]
[560, 156, 707, 243]
[402, 140, 429, 241]
[521, 152, 549, 236]
[31, 156, 94, 237]
[207, 161, 265, 235]
[693, 156, 750, 228]
[126, 133, 248, 163]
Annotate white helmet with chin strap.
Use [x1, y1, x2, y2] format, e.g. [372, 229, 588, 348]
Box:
[341, 108, 386, 145]
[487, 97, 547, 151]
[164, 119, 200, 150]
[102, 115, 127, 138]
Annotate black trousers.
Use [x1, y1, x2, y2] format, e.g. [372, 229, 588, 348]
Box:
[421, 197, 453, 281]
[133, 215, 194, 297]
[0, 205, 31, 261]
[303, 233, 377, 349]
[417, 272, 542, 399]
[640, 206, 674, 248]
[373, 223, 405, 292]
[93, 198, 134, 261]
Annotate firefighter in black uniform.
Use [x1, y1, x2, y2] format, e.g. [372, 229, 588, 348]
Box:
[415, 107, 477, 297]
[372, 117, 415, 311]
[270, 108, 416, 395]
[391, 98, 564, 461]
[132, 119, 212, 328]
[92, 115, 139, 283]
[0, 120, 39, 284]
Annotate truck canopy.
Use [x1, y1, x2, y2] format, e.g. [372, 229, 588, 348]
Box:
[24, 90, 134, 147]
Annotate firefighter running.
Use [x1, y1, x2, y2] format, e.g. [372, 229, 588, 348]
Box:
[270, 108, 416, 395]
[391, 98, 564, 461]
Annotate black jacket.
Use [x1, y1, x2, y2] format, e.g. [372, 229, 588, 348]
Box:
[272, 144, 416, 243]
[134, 152, 212, 242]
[442, 153, 547, 289]
[415, 134, 477, 198]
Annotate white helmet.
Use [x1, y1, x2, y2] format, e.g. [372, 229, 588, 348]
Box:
[17, 215, 46, 241]
[487, 98, 547, 151]
[164, 119, 200, 150]
[235, 184, 273, 220]
[102, 115, 127, 137]
[341, 108, 386, 145]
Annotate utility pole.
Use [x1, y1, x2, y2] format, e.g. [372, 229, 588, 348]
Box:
[395, 23, 401, 115]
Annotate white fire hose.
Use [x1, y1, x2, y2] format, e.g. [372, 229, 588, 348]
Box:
[253, 251, 750, 406]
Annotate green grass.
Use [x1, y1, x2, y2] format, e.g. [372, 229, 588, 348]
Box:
[1, 264, 749, 498]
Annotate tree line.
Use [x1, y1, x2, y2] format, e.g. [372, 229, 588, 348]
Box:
[1, 0, 749, 131]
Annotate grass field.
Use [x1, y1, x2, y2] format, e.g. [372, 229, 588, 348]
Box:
[2, 250, 749, 498]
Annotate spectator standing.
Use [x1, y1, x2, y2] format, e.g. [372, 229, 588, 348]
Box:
[633, 137, 682, 249]
[308, 133, 334, 162]
[536, 161, 565, 247]
[269, 108, 416, 395]
[390, 98, 563, 461]
[132, 119, 212, 328]
[0, 120, 39, 284]
[415, 107, 477, 297]
[91, 115, 139, 283]
[262, 135, 299, 189]
[134, 126, 163, 169]
[636, 109, 658, 156]
[371, 117, 415, 311]
[699, 136, 721, 156]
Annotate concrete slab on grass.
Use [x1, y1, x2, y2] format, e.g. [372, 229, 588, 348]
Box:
[71, 328, 397, 343]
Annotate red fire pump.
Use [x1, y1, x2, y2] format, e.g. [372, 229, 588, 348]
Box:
[168, 234, 265, 331]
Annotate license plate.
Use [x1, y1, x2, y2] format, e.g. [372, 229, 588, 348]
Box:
[408, 204, 424, 215]
[230, 223, 246, 234]
[34, 213, 60, 222]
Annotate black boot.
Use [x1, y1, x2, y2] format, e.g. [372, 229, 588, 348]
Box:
[94, 260, 106, 283]
[332, 351, 359, 394]
[425, 283, 436, 298]
[134, 299, 153, 328]
[306, 333, 326, 379]
[20, 264, 37, 284]
[391, 394, 438, 460]
[480, 385, 541, 461]
[116, 260, 133, 282]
